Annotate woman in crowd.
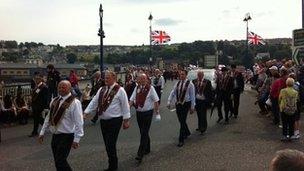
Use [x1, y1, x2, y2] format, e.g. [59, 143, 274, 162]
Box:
[0, 93, 16, 126]
[14, 91, 29, 125]
[279, 78, 298, 141]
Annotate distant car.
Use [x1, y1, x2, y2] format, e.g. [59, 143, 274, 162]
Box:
[187, 69, 217, 90]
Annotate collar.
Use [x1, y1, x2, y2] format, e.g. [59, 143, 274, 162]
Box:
[60, 93, 72, 101]
[108, 83, 116, 90]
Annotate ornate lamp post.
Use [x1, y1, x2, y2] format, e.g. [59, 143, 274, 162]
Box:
[243, 13, 252, 68]
[148, 13, 153, 67]
[98, 4, 105, 72]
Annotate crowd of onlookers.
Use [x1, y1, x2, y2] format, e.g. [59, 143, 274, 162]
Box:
[251, 59, 303, 141]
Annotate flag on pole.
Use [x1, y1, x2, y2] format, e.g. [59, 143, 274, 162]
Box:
[248, 31, 266, 45]
[151, 30, 171, 45]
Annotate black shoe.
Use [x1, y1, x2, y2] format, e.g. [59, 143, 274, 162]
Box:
[104, 168, 117, 171]
[224, 119, 229, 124]
[177, 142, 184, 147]
[196, 128, 200, 131]
[135, 155, 143, 161]
[91, 119, 97, 124]
[28, 133, 38, 137]
[234, 115, 238, 119]
[143, 151, 150, 155]
[217, 117, 223, 123]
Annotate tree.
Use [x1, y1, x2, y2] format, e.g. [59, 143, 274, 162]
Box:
[66, 53, 77, 63]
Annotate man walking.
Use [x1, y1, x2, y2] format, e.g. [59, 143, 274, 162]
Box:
[129, 73, 159, 163]
[230, 64, 244, 118]
[29, 74, 48, 137]
[84, 71, 130, 171]
[152, 69, 165, 103]
[192, 70, 213, 134]
[39, 80, 84, 171]
[167, 69, 195, 147]
[215, 67, 233, 124]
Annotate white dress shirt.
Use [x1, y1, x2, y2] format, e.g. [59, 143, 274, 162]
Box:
[195, 79, 206, 100]
[130, 85, 159, 112]
[167, 79, 196, 109]
[39, 93, 84, 143]
[84, 83, 131, 120]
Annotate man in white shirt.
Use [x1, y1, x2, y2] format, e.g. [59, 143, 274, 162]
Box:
[39, 80, 84, 171]
[84, 71, 130, 171]
[167, 69, 195, 147]
[129, 73, 159, 163]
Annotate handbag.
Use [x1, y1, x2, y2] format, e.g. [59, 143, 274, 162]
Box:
[266, 97, 272, 106]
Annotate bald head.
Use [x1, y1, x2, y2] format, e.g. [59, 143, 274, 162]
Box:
[58, 80, 72, 96]
[138, 73, 148, 86]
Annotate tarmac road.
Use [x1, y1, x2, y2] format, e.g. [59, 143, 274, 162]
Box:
[1, 80, 304, 171]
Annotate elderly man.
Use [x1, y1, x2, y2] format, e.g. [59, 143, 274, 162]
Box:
[130, 73, 159, 163]
[84, 71, 130, 171]
[167, 69, 195, 147]
[39, 80, 84, 171]
[192, 70, 213, 134]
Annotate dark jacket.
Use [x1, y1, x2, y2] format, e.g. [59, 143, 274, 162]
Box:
[31, 83, 48, 112]
[232, 72, 245, 93]
[90, 78, 105, 97]
[193, 78, 214, 106]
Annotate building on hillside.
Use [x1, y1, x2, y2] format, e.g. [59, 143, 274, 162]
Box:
[0, 63, 87, 83]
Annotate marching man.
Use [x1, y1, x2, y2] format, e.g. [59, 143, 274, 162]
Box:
[167, 69, 195, 147]
[129, 73, 160, 164]
[39, 80, 84, 171]
[84, 71, 130, 171]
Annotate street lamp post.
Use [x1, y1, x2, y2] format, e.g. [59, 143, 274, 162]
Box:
[243, 13, 252, 68]
[148, 13, 153, 68]
[98, 4, 105, 72]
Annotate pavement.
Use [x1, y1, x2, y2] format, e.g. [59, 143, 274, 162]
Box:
[1, 80, 304, 171]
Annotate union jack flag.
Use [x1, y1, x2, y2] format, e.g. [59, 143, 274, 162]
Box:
[151, 30, 171, 45]
[248, 31, 265, 45]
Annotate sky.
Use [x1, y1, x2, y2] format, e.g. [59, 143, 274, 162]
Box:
[0, 0, 302, 46]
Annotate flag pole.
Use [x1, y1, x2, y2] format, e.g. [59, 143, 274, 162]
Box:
[148, 13, 153, 68]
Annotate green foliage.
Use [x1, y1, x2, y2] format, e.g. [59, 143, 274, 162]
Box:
[66, 53, 77, 64]
[2, 52, 18, 62]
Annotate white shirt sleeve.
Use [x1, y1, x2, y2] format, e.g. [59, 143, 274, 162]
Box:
[39, 112, 50, 136]
[189, 82, 196, 109]
[167, 82, 177, 105]
[84, 87, 102, 114]
[72, 100, 84, 143]
[161, 76, 165, 89]
[119, 88, 131, 119]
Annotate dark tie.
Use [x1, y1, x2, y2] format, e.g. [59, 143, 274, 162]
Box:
[54, 97, 63, 114]
[180, 81, 184, 95]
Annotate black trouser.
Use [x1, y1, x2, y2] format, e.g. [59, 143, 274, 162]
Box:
[154, 86, 162, 103]
[51, 133, 74, 171]
[136, 110, 153, 157]
[271, 97, 280, 124]
[195, 99, 208, 132]
[32, 109, 44, 135]
[176, 102, 191, 143]
[281, 113, 295, 137]
[232, 90, 241, 116]
[217, 91, 232, 121]
[100, 117, 123, 170]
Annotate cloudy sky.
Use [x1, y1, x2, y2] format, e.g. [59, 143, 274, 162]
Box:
[0, 0, 301, 46]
